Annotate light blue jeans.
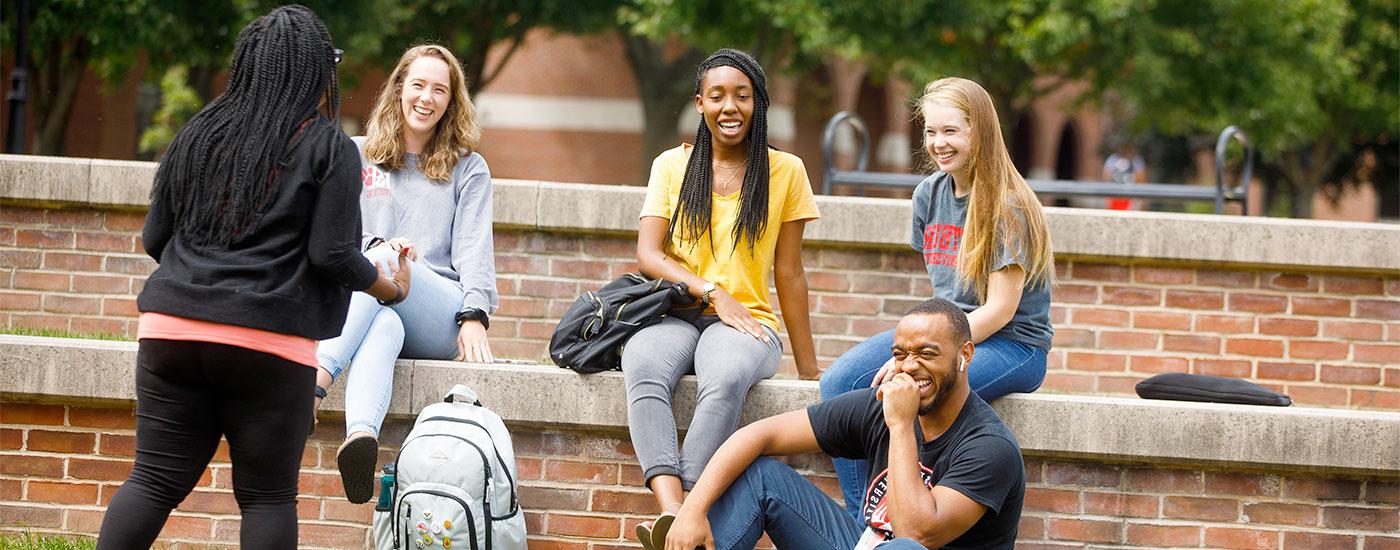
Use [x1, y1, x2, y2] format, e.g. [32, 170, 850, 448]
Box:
[706, 457, 927, 550]
[317, 246, 464, 438]
[622, 316, 782, 489]
[818, 329, 1046, 520]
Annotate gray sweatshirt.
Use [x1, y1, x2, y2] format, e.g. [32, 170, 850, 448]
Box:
[352, 137, 498, 316]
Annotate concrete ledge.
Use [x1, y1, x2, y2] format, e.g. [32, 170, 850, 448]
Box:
[3, 335, 1397, 477]
[0, 155, 91, 205]
[3, 154, 1397, 271]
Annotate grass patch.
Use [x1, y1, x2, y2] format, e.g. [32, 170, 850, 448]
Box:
[0, 533, 96, 550]
[0, 327, 131, 341]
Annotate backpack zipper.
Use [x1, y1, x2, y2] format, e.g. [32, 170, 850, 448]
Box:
[581, 292, 606, 339]
[614, 279, 664, 323]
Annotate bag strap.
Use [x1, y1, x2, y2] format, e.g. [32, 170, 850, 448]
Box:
[443, 384, 482, 406]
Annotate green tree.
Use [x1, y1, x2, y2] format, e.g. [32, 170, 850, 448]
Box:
[1264, 0, 1398, 216]
[2, 0, 275, 155]
[1051, 0, 1393, 217]
[805, 0, 1387, 218]
[1, 0, 202, 155]
[4, 0, 592, 155]
[137, 66, 201, 156]
[360, 0, 623, 97]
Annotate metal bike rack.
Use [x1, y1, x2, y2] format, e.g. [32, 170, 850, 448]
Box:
[820, 111, 1253, 214]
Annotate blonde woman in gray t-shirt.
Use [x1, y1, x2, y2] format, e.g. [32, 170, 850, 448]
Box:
[313, 44, 499, 504]
[819, 77, 1055, 519]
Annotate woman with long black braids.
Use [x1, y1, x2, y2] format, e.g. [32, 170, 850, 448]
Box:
[625, 48, 820, 549]
[96, 6, 409, 548]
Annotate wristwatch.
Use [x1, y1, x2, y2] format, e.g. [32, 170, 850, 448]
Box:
[455, 307, 490, 330]
[701, 282, 718, 305]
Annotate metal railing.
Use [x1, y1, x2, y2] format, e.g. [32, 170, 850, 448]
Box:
[820, 112, 1253, 215]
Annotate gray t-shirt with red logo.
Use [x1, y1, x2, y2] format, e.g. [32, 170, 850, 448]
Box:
[910, 172, 1053, 350]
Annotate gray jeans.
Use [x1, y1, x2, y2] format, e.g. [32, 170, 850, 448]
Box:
[622, 316, 782, 489]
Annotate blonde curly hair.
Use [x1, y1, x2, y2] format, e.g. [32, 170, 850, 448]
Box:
[362, 44, 481, 181]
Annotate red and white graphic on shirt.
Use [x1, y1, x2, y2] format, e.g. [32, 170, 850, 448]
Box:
[922, 223, 962, 267]
[362, 166, 391, 198]
[861, 462, 937, 542]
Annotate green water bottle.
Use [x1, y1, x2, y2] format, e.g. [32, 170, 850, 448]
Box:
[375, 463, 395, 511]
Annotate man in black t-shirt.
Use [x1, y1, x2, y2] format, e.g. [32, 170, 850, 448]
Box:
[658, 298, 1023, 550]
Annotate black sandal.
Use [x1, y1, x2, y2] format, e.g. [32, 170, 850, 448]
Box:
[337, 433, 379, 504]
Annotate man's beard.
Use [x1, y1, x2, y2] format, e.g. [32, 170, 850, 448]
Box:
[919, 367, 961, 415]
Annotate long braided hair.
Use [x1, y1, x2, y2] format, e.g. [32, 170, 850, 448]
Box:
[150, 5, 341, 247]
[667, 48, 772, 256]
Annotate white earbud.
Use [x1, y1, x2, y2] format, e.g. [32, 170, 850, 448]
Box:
[958, 356, 967, 372]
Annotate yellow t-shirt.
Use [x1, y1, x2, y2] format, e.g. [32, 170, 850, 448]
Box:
[640, 144, 820, 330]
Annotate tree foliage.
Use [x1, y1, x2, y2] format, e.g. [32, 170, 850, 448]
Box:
[777, 0, 1394, 215]
[6, 0, 1395, 218]
[355, 0, 623, 96]
[3, 0, 617, 155]
[2, 0, 204, 154]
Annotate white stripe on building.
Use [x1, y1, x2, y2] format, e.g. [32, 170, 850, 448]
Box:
[476, 93, 795, 142]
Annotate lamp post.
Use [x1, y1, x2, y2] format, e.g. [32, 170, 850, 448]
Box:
[5, 0, 31, 154]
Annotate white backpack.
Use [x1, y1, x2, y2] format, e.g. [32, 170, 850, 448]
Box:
[373, 385, 526, 550]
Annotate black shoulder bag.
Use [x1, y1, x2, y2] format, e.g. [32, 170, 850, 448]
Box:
[548, 274, 701, 374]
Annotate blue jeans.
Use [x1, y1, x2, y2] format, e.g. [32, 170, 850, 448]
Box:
[818, 329, 1046, 520]
[317, 246, 464, 437]
[706, 457, 926, 550]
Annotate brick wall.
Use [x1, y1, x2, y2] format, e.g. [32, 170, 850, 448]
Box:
[3, 403, 1396, 549]
[1017, 459, 1399, 549]
[2, 204, 1397, 410]
[0, 402, 811, 549]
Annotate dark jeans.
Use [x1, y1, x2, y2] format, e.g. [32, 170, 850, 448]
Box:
[96, 339, 314, 550]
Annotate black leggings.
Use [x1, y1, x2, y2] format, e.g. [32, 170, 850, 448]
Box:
[96, 339, 314, 550]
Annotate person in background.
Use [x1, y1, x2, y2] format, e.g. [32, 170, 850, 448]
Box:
[1102, 142, 1148, 210]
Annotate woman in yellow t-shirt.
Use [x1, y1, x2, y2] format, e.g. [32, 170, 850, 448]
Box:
[625, 48, 820, 548]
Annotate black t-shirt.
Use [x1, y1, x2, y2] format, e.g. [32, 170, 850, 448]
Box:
[808, 388, 1024, 549]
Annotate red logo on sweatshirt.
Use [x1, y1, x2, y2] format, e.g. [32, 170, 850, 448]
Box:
[362, 166, 391, 198]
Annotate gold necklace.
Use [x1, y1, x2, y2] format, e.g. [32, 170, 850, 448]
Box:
[715, 160, 748, 193]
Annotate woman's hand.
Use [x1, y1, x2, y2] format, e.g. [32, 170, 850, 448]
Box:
[368, 247, 413, 304]
[712, 289, 769, 343]
[455, 320, 493, 363]
[665, 508, 715, 550]
[387, 237, 417, 262]
[868, 356, 899, 387]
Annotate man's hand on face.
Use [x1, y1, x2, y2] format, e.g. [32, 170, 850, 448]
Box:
[876, 372, 921, 427]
